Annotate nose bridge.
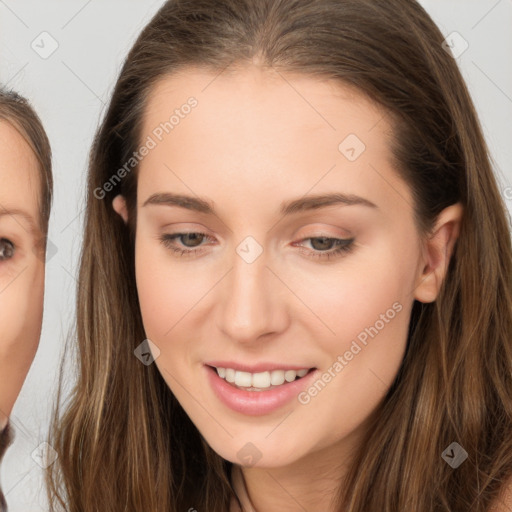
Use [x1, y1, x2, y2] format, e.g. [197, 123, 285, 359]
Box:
[217, 242, 286, 342]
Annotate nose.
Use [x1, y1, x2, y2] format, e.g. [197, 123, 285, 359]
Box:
[216, 246, 290, 344]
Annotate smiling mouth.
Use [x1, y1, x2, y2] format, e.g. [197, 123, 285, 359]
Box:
[207, 365, 316, 391]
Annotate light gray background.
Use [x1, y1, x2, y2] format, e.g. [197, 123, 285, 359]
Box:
[1, 1, 511, 510]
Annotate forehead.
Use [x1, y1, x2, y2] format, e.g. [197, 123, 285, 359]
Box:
[137, 66, 412, 217]
[0, 120, 41, 234]
[142, 65, 390, 141]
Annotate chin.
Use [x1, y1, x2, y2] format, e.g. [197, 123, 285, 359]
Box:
[203, 432, 305, 469]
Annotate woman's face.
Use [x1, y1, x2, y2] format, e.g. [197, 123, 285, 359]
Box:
[0, 120, 45, 425]
[113, 67, 457, 469]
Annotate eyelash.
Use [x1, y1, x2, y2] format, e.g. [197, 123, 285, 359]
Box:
[158, 232, 355, 261]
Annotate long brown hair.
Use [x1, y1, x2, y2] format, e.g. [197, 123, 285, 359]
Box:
[46, 1, 512, 510]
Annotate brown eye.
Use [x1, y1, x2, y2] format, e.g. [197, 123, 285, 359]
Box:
[0, 238, 15, 261]
[159, 231, 214, 257]
[309, 237, 338, 251]
[176, 232, 206, 248]
[293, 236, 355, 261]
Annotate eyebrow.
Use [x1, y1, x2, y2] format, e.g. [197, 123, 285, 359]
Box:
[0, 207, 40, 238]
[142, 192, 378, 216]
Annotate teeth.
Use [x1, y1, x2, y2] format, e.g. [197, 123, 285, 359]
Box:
[284, 370, 296, 382]
[214, 366, 310, 389]
[270, 370, 285, 386]
[252, 371, 271, 388]
[235, 371, 252, 387]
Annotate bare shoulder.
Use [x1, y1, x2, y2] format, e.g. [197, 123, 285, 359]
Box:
[489, 476, 512, 512]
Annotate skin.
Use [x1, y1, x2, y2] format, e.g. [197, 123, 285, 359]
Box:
[0, 121, 45, 431]
[113, 66, 463, 510]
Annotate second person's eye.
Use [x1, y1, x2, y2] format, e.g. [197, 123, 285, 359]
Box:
[0, 238, 15, 262]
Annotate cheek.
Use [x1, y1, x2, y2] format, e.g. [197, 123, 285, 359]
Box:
[289, 248, 414, 439]
[134, 240, 208, 341]
[0, 261, 44, 353]
[287, 246, 413, 414]
[288, 243, 412, 352]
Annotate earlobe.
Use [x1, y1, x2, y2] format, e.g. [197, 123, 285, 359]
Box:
[112, 194, 129, 224]
[414, 202, 464, 303]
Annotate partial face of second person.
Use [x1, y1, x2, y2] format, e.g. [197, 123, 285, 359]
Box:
[113, 66, 462, 472]
[0, 120, 45, 428]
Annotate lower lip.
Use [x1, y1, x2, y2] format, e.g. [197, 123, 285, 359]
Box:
[204, 365, 318, 416]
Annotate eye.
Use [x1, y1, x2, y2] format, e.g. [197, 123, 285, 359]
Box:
[159, 232, 213, 257]
[294, 236, 355, 261]
[159, 231, 355, 262]
[0, 238, 15, 262]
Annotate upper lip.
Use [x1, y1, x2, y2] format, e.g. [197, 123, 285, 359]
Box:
[205, 361, 315, 373]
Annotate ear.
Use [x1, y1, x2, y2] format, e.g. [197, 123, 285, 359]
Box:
[414, 202, 463, 303]
[112, 194, 129, 224]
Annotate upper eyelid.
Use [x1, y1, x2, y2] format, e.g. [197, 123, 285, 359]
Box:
[0, 228, 34, 243]
[0, 212, 40, 241]
[162, 228, 350, 238]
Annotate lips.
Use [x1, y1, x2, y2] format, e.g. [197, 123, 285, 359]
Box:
[204, 364, 319, 415]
